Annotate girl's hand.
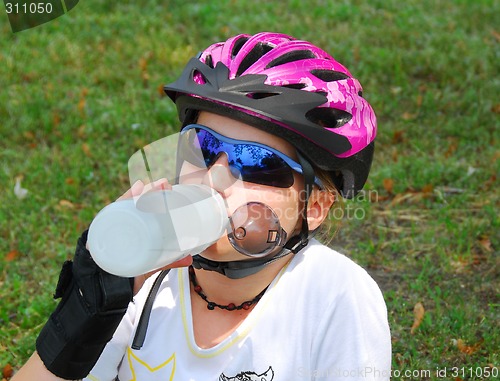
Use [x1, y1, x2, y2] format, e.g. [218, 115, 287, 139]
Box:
[117, 178, 172, 201]
[117, 179, 193, 295]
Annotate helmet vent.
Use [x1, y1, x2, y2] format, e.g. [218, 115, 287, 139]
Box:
[231, 37, 249, 58]
[192, 69, 208, 85]
[236, 43, 274, 77]
[310, 69, 349, 82]
[305, 107, 352, 128]
[282, 83, 307, 90]
[246, 92, 280, 100]
[265, 50, 316, 69]
[205, 55, 214, 69]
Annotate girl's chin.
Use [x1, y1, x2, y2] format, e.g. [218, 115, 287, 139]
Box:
[199, 240, 244, 262]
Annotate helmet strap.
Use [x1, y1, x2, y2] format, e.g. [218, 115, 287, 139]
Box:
[191, 250, 292, 279]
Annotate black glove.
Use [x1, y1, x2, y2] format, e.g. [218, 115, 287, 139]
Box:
[36, 230, 134, 380]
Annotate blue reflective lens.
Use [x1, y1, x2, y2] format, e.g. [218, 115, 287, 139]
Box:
[179, 124, 322, 189]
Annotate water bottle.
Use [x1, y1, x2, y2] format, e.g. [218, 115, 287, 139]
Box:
[87, 184, 228, 277]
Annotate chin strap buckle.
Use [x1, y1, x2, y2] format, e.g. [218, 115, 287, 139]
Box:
[191, 255, 227, 275]
[283, 234, 309, 254]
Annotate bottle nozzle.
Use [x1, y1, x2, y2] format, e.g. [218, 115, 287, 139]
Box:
[228, 202, 287, 258]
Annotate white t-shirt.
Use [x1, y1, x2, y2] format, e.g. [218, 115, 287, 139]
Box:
[85, 240, 391, 381]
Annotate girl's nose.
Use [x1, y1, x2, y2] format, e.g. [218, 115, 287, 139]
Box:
[202, 153, 237, 194]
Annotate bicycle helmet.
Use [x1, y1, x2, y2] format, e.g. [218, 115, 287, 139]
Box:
[164, 32, 376, 198]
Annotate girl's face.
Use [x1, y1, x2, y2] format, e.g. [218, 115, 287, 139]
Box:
[178, 111, 306, 262]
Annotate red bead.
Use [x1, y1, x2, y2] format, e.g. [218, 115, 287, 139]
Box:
[242, 302, 251, 310]
[194, 285, 202, 293]
[227, 303, 236, 311]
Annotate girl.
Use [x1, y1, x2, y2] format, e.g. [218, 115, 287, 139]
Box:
[13, 32, 391, 380]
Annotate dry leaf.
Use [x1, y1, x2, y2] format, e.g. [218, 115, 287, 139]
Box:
[421, 184, 434, 195]
[483, 174, 497, 191]
[477, 235, 493, 252]
[53, 111, 61, 127]
[445, 137, 459, 158]
[392, 130, 405, 144]
[157, 83, 167, 97]
[2, 363, 13, 378]
[416, 94, 423, 108]
[5, 250, 20, 262]
[471, 254, 486, 266]
[390, 192, 417, 207]
[455, 338, 483, 354]
[77, 124, 86, 138]
[383, 178, 394, 194]
[139, 57, 148, 72]
[353, 46, 360, 64]
[59, 199, 75, 209]
[82, 143, 92, 157]
[23, 131, 35, 140]
[401, 112, 417, 120]
[22, 72, 35, 82]
[410, 302, 425, 334]
[450, 259, 468, 273]
[142, 72, 150, 87]
[391, 148, 399, 162]
[78, 89, 88, 117]
[78, 97, 86, 117]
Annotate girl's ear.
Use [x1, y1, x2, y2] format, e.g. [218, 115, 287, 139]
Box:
[306, 189, 335, 231]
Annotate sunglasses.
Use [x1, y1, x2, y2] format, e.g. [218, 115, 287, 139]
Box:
[178, 124, 323, 189]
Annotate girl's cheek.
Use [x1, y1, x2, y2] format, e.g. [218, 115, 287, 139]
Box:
[178, 167, 301, 228]
[178, 163, 208, 184]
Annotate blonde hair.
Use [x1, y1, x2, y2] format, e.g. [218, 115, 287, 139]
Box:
[311, 167, 344, 246]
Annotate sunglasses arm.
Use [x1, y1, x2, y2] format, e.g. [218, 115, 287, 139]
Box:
[283, 151, 315, 254]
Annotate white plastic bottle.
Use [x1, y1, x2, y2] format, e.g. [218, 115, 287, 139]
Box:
[87, 184, 228, 277]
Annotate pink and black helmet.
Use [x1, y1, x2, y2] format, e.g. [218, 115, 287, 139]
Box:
[164, 32, 377, 198]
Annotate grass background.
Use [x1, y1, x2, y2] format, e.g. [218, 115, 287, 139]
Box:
[0, 0, 498, 378]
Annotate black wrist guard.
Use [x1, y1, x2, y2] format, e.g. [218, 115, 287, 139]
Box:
[36, 230, 134, 380]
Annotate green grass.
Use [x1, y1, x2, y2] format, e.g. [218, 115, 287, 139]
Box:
[1, 0, 498, 378]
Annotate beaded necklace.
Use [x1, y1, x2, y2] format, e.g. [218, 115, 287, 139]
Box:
[188, 266, 268, 311]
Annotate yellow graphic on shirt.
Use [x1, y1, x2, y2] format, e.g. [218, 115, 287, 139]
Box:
[127, 348, 176, 381]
